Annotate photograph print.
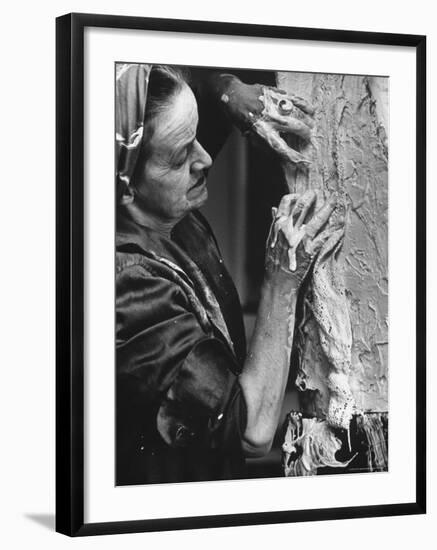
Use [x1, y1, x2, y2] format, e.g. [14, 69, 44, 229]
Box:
[115, 62, 388, 486]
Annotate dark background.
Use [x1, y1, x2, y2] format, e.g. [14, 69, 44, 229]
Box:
[198, 69, 300, 476]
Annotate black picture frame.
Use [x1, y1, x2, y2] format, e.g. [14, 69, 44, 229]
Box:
[56, 12, 426, 537]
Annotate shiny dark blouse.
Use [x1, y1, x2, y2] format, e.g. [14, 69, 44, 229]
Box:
[116, 208, 248, 485]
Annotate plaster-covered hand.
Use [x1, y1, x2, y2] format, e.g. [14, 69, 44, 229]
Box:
[265, 191, 342, 289]
[216, 74, 314, 166]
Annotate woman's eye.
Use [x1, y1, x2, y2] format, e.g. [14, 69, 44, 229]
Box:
[173, 152, 188, 167]
[173, 142, 194, 168]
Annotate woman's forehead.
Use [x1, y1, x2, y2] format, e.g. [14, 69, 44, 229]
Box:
[151, 85, 198, 148]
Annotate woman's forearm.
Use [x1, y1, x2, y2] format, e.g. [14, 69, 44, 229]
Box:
[238, 279, 298, 457]
[237, 192, 339, 458]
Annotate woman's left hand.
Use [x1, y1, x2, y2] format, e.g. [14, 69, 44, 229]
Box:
[217, 75, 315, 167]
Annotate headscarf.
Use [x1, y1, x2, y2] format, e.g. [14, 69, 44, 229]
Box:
[115, 63, 151, 200]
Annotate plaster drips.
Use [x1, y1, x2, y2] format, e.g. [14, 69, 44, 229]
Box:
[282, 412, 357, 476]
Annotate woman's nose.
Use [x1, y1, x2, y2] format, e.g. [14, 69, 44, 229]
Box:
[191, 140, 212, 172]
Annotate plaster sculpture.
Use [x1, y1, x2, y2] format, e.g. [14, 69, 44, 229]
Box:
[270, 72, 389, 475]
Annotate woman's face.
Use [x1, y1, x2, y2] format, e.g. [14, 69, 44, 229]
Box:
[133, 83, 212, 224]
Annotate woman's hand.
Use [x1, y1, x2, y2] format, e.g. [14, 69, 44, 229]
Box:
[216, 75, 314, 167]
[265, 191, 342, 290]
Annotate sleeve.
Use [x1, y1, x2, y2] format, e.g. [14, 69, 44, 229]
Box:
[116, 262, 247, 449]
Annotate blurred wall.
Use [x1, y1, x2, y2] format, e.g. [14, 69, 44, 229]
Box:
[201, 124, 300, 478]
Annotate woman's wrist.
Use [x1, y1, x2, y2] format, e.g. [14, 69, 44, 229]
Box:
[260, 275, 299, 309]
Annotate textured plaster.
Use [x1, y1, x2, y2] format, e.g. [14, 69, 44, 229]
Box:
[277, 72, 388, 417]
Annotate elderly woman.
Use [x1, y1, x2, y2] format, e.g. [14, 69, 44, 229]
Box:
[116, 64, 338, 485]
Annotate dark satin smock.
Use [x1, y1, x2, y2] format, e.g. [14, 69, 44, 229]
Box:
[116, 209, 248, 485]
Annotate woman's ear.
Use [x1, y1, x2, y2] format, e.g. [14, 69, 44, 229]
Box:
[119, 182, 135, 206]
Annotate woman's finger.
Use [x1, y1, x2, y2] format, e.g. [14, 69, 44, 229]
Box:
[273, 96, 315, 130]
[289, 94, 316, 116]
[267, 86, 315, 116]
[279, 115, 312, 140]
[267, 85, 287, 95]
[314, 189, 325, 212]
[305, 194, 338, 238]
[306, 226, 345, 258]
[292, 190, 317, 228]
[276, 193, 299, 217]
[252, 120, 312, 165]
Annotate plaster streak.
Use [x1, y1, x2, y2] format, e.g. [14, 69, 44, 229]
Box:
[270, 214, 307, 272]
[311, 229, 354, 429]
[357, 412, 388, 471]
